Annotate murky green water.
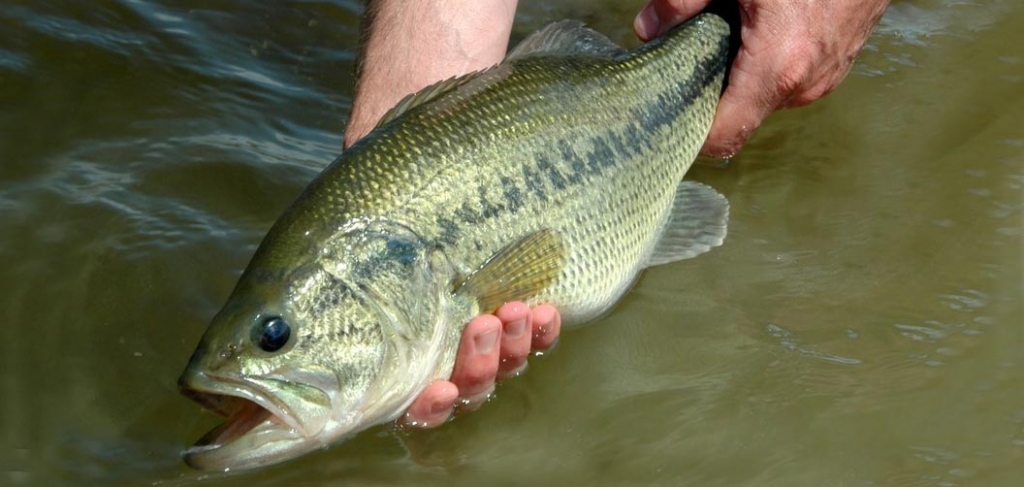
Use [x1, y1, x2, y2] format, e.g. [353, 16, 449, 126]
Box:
[2, 0, 1021, 485]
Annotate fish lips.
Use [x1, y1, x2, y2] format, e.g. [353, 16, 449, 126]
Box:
[179, 369, 335, 470]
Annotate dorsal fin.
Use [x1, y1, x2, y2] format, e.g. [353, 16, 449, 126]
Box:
[373, 73, 478, 130]
[507, 20, 626, 61]
[372, 63, 513, 130]
[372, 21, 622, 129]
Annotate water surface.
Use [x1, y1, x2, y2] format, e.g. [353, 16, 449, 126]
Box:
[2, 0, 1021, 485]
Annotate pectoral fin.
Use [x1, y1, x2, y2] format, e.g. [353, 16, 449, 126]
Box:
[455, 229, 566, 312]
[646, 181, 729, 267]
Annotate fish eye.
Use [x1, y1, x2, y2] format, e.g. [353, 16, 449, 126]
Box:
[254, 316, 291, 352]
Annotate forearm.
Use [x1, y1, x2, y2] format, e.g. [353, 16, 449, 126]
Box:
[345, 0, 518, 147]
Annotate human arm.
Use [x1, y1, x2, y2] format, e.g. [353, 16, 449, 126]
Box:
[348, 1, 562, 429]
[345, 0, 518, 147]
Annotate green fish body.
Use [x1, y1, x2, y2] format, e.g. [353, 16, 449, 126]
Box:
[180, 12, 732, 470]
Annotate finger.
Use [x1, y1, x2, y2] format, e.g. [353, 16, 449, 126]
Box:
[530, 304, 561, 351]
[400, 380, 458, 428]
[449, 314, 502, 408]
[634, 0, 711, 41]
[495, 302, 533, 378]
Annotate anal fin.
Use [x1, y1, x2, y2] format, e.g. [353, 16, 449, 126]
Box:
[646, 181, 729, 268]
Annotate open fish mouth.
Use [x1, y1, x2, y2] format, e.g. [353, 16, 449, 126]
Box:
[182, 389, 277, 453]
[178, 372, 313, 469]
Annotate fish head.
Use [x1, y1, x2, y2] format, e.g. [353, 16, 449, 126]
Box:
[179, 219, 464, 470]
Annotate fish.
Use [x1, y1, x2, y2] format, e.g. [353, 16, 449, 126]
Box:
[178, 10, 733, 470]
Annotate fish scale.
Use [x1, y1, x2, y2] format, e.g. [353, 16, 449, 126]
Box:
[179, 11, 733, 470]
[348, 21, 729, 322]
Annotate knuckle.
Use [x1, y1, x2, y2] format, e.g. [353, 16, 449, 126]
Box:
[458, 364, 497, 389]
[774, 61, 810, 101]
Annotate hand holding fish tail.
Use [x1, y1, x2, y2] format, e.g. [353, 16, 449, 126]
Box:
[634, 0, 890, 158]
[400, 303, 561, 428]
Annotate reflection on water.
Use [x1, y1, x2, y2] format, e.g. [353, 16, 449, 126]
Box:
[1, 0, 1021, 485]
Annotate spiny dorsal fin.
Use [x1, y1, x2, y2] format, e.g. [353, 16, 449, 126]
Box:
[373, 63, 514, 130]
[455, 229, 566, 313]
[373, 73, 478, 130]
[507, 20, 626, 61]
[373, 21, 622, 129]
[646, 181, 729, 267]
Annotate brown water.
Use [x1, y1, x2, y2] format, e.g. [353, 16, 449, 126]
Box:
[2, 0, 1021, 485]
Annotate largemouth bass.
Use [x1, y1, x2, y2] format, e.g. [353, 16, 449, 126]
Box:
[180, 11, 732, 470]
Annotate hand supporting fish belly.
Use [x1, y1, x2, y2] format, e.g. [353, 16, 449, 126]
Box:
[401, 301, 561, 428]
[179, 11, 732, 470]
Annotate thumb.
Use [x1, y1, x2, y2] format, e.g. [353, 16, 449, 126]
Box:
[634, 0, 713, 41]
[699, 47, 781, 157]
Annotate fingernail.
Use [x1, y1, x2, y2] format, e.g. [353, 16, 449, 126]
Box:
[506, 318, 527, 339]
[474, 329, 499, 354]
[634, 4, 659, 39]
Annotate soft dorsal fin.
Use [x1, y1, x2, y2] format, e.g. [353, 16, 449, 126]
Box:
[646, 181, 729, 267]
[455, 229, 566, 313]
[507, 20, 626, 61]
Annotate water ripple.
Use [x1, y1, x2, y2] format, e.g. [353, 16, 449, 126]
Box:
[765, 323, 864, 366]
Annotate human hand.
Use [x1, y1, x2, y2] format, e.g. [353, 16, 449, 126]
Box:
[400, 302, 561, 427]
[634, 0, 890, 157]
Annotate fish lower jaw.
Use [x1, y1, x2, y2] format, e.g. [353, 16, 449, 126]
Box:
[181, 386, 376, 470]
[180, 377, 321, 470]
[181, 393, 293, 468]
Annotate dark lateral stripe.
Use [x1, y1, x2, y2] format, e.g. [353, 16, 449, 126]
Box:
[637, 45, 728, 134]
[433, 37, 728, 247]
[501, 176, 524, 212]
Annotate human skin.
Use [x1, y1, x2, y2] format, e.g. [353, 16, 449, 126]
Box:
[633, 0, 891, 157]
[348, 0, 890, 427]
[401, 302, 561, 428]
[345, 0, 891, 156]
[345, 0, 519, 148]
[349, 0, 553, 429]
